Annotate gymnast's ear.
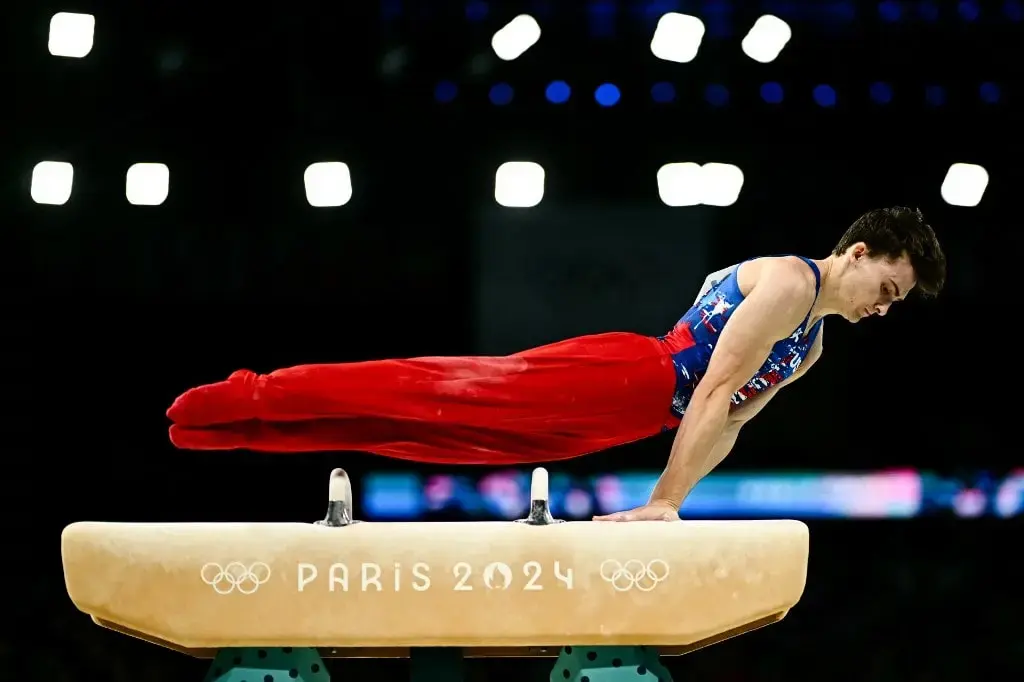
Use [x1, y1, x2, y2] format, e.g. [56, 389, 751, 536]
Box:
[849, 242, 869, 260]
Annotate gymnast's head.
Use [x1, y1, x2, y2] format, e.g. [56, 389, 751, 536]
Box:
[828, 206, 946, 322]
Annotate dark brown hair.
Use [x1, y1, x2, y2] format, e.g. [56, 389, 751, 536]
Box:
[833, 207, 946, 296]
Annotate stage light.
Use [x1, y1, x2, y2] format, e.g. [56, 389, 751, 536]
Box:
[700, 163, 745, 207]
[656, 163, 744, 208]
[30, 161, 74, 205]
[594, 83, 620, 106]
[126, 163, 170, 206]
[650, 82, 675, 103]
[545, 80, 571, 104]
[489, 82, 514, 105]
[434, 81, 458, 103]
[304, 162, 352, 208]
[48, 12, 95, 58]
[465, 0, 489, 22]
[491, 14, 541, 61]
[760, 82, 784, 104]
[979, 82, 1001, 103]
[650, 13, 705, 63]
[705, 84, 729, 107]
[958, 0, 980, 21]
[941, 163, 988, 207]
[494, 162, 545, 208]
[878, 1, 902, 21]
[813, 84, 837, 107]
[741, 15, 792, 64]
[870, 81, 893, 104]
[658, 163, 703, 207]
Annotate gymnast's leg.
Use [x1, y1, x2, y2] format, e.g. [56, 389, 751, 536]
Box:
[165, 332, 678, 460]
[167, 333, 673, 427]
[166, 354, 562, 428]
[168, 417, 599, 464]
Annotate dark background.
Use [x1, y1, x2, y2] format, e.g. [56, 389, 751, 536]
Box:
[7, 1, 1022, 680]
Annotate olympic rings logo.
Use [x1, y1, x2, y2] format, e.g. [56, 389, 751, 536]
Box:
[599, 559, 670, 592]
[200, 562, 272, 595]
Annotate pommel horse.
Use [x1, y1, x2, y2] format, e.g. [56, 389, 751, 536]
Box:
[61, 467, 809, 682]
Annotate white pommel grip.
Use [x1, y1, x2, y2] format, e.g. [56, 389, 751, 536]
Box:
[316, 468, 358, 527]
[516, 466, 562, 525]
[530, 467, 549, 503]
[329, 468, 352, 504]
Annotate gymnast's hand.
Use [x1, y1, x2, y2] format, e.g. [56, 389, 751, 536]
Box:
[592, 501, 680, 522]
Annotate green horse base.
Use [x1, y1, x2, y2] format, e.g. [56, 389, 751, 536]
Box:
[204, 645, 673, 682]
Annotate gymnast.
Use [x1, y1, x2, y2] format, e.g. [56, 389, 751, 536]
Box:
[167, 207, 945, 522]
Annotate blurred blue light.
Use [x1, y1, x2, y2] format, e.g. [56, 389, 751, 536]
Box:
[705, 83, 729, 107]
[434, 81, 458, 103]
[878, 0, 902, 21]
[643, 0, 682, 22]
[489, 82, 514, 106]
[595, 83, 621, 106]
[650, 81, 676, 103]
[1006, 0, 1023, 21]
[979, 82, 1001, 103]
[958, 0, 980, 20]
[702, 0, 733, 39]
[925, 85, 946, 106]
[869, 81, 893, 104]
[917, 0, 939, 21]
[760, 81, 784, 104]
[545, 80, 571, 104]
[464, 0, 488, 21]
[761, 0, 797, 19]
[587, 0, 617, 38]
[813, 84, 837, 107]
[824, 1, 856, 22]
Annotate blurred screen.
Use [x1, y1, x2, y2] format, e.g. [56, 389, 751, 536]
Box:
[363, 468, 1024, 521]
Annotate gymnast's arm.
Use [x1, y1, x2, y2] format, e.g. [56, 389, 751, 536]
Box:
[649, 261, 817, 510]
[693, 330, 823, 481]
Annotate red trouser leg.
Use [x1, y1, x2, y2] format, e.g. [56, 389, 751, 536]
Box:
[166, 332, 678, 463]
[169, 418, 598, 464]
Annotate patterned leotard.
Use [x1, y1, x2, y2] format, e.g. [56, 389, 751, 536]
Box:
[658, 256, 823, 420]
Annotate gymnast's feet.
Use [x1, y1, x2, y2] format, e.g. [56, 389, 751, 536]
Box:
[169, 423, 253, 449]
[166, 369, 261, 427]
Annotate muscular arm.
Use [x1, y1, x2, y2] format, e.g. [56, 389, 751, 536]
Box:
[650, 262, 817, 509]
[692, 329, 823, 481]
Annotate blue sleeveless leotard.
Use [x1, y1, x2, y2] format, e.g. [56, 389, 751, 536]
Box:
[658, 256, 823, 420]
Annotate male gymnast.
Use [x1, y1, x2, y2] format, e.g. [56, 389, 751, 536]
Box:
[168, 207, 945, 522]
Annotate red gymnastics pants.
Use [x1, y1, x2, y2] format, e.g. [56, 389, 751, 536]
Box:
[167, 331, 689, 465]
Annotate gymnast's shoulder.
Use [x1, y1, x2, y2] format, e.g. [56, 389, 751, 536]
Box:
[735, 255, 819, 306]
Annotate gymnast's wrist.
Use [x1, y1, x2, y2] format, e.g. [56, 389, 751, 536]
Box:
[648, 496, 681, 512]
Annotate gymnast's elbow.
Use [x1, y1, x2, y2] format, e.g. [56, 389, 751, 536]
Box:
[691, 379, 739, 416]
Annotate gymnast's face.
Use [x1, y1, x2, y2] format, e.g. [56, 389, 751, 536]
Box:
[839, 243, 916, 322]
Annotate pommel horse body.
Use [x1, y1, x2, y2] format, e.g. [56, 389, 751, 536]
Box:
[61, 468, 809, 682]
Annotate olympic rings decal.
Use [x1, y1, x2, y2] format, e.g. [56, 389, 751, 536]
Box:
[200, 562, 272, 595]
[599, 559, 670, 592]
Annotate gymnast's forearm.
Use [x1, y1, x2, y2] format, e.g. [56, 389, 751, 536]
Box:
[649, 388, 734, 510]
[695, 421, 742, 481]
[648, 419, 739, 510]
